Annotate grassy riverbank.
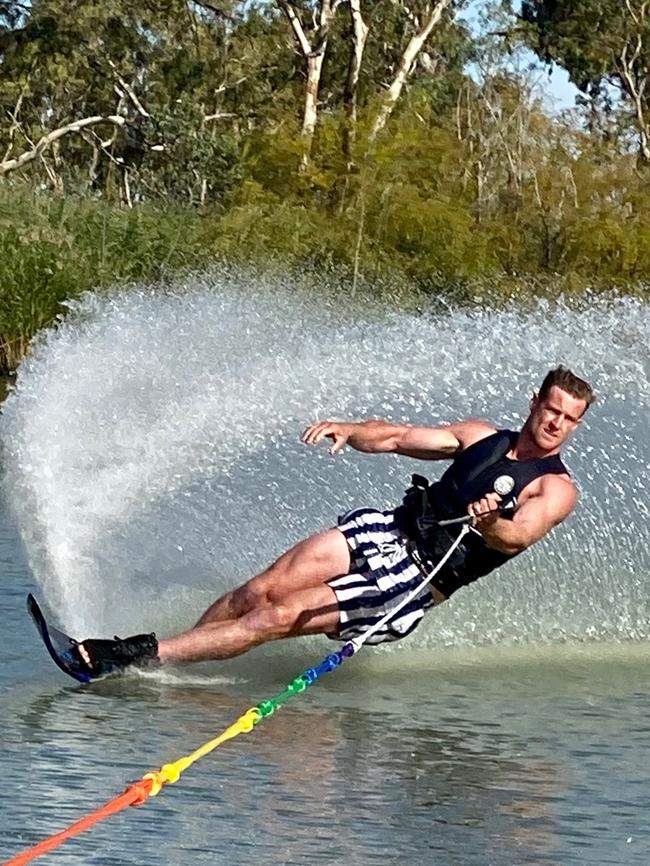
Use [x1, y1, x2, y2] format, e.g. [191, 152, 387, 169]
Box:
[5, 0, 650, 376]
[0, 189, 219, 372]
[2, 184, 649, 375]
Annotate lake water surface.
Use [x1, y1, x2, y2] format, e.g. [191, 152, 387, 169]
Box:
[1, 277, 648, 865]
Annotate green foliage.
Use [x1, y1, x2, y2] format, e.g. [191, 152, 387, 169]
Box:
[137, 101, 243, 205]
[521, 0, 634, 88]
[2, 0, 650, 373]
[0, 187, 215, 370]
[520, 0, 650, 155]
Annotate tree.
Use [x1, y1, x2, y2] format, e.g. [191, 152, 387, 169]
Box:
[369, 0, 456, 140]
[0, 0, 248, 201]
[520, 0, 650, 161]
[276, 0, 342, 156]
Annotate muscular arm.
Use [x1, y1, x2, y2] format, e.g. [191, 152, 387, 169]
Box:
[473, 476, 577, 555]
[302, 419, 494, 460]
[348, 420, 460, 458]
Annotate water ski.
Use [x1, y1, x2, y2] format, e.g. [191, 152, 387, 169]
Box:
[27, 594, 93, 683]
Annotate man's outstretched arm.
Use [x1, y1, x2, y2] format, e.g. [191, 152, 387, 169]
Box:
[302, 419, 493, 460]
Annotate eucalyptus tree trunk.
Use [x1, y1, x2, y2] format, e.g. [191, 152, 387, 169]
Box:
[343, 0, 369, 162]
[304, 50, 327, 142]
[370, 0, 453, 142]
[616, 0, 650, 162]
[277, 0, 339, 158]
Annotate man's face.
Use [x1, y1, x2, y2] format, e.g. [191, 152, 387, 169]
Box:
[527, 385, 587, 452]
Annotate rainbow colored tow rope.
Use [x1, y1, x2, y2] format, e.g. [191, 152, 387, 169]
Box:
[2, 525, 469, 866]
[1, 642, 357, 866]
[141, 641, 356, 795]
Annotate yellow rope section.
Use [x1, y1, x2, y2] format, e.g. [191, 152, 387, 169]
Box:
[2, 648, 350, 864]
[139, 707, 262, 796]
[5, 525, 470, 865]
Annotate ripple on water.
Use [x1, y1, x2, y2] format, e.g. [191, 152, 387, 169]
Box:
[1, 274, 649, 865]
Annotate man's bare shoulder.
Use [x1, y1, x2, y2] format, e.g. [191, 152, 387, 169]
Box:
[541, 471, 577, 499]
[533, 472, 578, 523]
[447, 419, 497, 452]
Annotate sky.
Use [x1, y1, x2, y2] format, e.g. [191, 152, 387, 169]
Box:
[463, 0, 579, 113]
[529, 64, 578, 113]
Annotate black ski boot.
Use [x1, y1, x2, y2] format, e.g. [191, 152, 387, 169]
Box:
[73, 633, 159, 678]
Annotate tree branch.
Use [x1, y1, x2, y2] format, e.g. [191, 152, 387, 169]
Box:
[2, 83, 27, 162]
[615, 1, 650, 160]
[0, 115, 128, 175]
[370, 0, 453, 141]
[107, 59, 150, 118]
[277, 0, 312, 56]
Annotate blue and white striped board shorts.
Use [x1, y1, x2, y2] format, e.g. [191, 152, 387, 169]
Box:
[327, 507, 437, 645]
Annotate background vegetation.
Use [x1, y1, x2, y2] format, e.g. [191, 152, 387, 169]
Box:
[2, 0, 650, 371]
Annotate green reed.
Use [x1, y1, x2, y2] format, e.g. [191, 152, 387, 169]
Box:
[0, 188, 214, 373]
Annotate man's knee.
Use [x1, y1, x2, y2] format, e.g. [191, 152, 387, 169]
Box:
[231, 581, 270, 616]
[304, 528, 351, 574]
[249, 603, 297, 639]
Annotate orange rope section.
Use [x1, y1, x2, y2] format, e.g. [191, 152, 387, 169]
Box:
[1, 645, 356, 865]
[2, 779, 153, 866]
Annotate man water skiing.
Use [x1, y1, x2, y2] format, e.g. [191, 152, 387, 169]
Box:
[73, 366, 594, 677]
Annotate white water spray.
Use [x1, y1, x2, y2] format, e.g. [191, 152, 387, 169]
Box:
[1, 271, 648, 648]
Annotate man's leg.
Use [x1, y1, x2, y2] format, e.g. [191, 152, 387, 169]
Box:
[75, 528, 351, 675]
[158, 583, 340, 663]
[193, 528, 351, 626]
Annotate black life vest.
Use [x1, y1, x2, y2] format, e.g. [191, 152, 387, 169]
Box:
[394, 429, 569, 597]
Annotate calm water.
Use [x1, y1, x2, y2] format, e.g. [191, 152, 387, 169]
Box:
[1, 276, 649, 864]
[2, 502, 649, 866]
